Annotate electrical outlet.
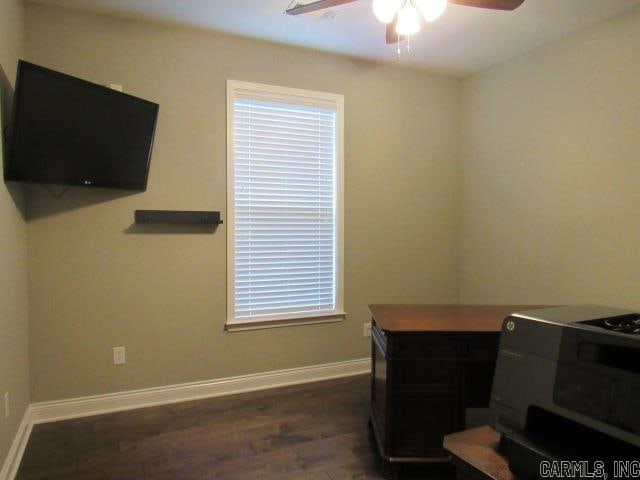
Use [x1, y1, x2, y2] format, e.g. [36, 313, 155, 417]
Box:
[113, 346, 126, 365]
[363, 322, 372, 338]
[4, 392, 9, 420]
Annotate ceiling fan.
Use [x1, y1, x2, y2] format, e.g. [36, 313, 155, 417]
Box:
[286, 0, 525, 51]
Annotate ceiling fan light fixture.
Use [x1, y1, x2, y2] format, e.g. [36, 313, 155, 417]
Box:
[416, 0, 447, 22]
[395, 2, 421, 36]
[372, 0, 402, 24]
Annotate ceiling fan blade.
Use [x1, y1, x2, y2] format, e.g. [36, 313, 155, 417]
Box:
[447, 0, 525, 10]
[385, 19, 406, 44]
[285, 0, 359, 15]
[386, 21, 396, 44]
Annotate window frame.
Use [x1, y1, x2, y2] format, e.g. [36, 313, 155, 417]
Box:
[226, 80, 345, 331]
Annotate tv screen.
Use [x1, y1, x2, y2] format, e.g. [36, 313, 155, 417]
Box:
[5, 60, 159, 191]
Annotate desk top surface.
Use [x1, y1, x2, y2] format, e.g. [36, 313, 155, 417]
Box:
[369, 304, 546, 333]
[444, 426, 516, 480]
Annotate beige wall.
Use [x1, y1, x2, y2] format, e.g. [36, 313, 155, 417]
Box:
[24, 4, 461, 402]
[24, 0, 639, 407]
[459, 7, 640, 307]
[0, 0, 29, 466]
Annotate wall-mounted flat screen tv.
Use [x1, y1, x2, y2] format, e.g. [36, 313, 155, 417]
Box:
[4, 60, 159, 191]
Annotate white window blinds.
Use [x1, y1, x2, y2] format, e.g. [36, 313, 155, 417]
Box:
[227, 81, 344, 326]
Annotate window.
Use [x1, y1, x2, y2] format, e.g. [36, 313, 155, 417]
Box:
[226, 81, 344, 329]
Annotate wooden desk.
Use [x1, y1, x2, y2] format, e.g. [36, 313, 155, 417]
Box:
[444, 426, 516, 480]
[368, 305, 541, 479]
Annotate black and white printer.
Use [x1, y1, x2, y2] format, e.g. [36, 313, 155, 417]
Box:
[490, 305, 640, 479]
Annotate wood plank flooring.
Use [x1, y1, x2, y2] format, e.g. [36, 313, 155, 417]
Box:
[17, 375, 453, 479]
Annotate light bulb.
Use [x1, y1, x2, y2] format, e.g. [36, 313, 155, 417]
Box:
[416, 0, 447, 22]
[372, 0, 401, 24]
[395, 2, 421, 36]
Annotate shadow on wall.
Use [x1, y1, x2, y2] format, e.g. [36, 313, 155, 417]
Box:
[28, 187, 224, 230]
[26, 184, 139, 220]
[1, 63, 27, 220]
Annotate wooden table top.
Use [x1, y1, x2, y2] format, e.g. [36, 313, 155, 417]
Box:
[369, 304, 547, 333]
[444, 426, 517, 480]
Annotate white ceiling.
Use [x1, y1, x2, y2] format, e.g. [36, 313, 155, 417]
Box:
[28, 0, 640, 76]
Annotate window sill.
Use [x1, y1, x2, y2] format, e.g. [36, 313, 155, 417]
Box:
[225, 312, 347, 332]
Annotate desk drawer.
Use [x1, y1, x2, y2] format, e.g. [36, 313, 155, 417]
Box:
[395, 336, 465, 358]
[468, 337, 499, 360]
[392, 394, 464, 456]
[395, 359, 461, 393]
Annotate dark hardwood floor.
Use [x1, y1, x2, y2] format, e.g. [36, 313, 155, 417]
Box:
[17, 375, 453, 480]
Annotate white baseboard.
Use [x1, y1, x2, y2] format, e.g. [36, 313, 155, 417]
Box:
[30, 357, 371, 425]
[0, 406, 33, 480]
